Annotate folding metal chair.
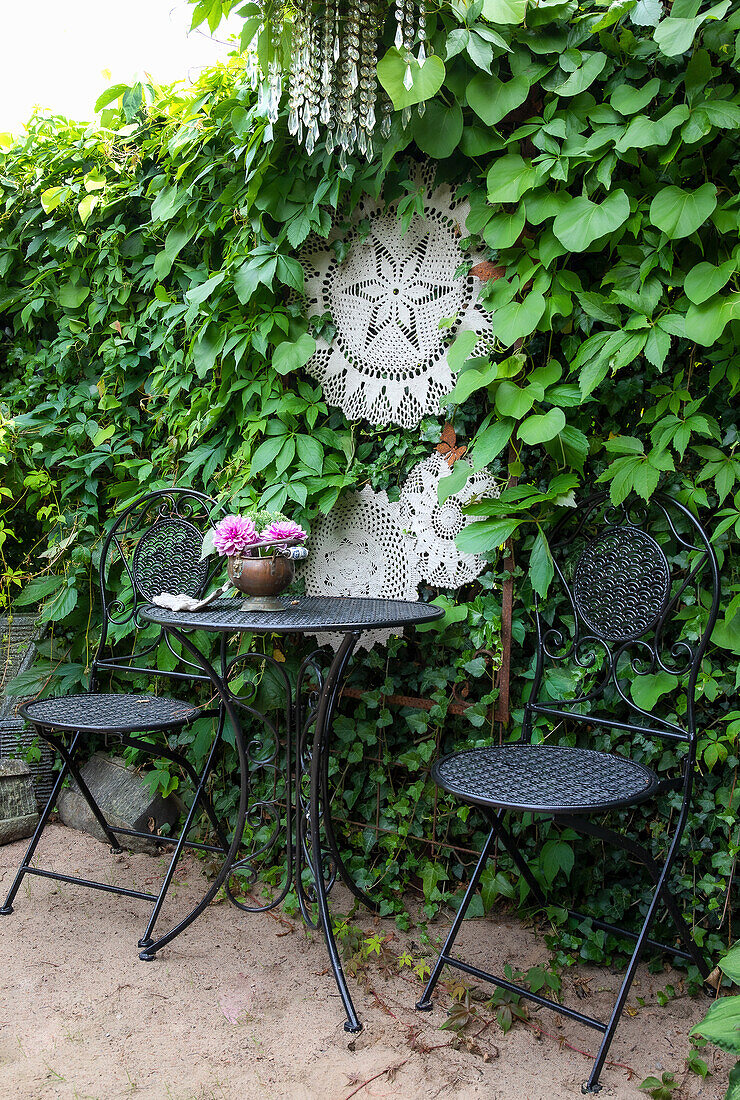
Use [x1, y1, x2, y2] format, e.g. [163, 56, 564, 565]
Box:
[416, 492, 720, 1092]
[1, 486, 231, 958]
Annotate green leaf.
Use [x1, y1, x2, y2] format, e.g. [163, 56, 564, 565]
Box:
[151, 184, 189, 222]
[40, 186, 69, 214]
[456, 516, 521, 553]
[631, 671, 679, 710]
[444, 360, 499, 405]
[684, 260, 735, 305]
[654, 0, 730, 57]
[553, 52, 607, 97]
[529, 528, 554, 596]
[77, 194, 99, 225]
[486, 154, 538, 203]
[295, 434, 324, 473]
[483, 206, 526, 249]
[58, 283, 90, 309]
[250, 434, 286, 472]
[184, 271, 226, 308]
[83, 169, 106, 193]
[610, 78, 661, 115]
[685, 292, 740, 345]
[438, 461, 470, 505]
[616, 105, 689, 151]
[719, 943, 740, 984]
[473, 419, 515, 468]
[412, 100, 463, 159]
[14, 575, 66, 605]
[447, 330, 480, 372]
[272, 332, 316, 375]
[481, 0, 528, 23]
[649, 183, 717, 240]
[377, 48, 445, 110]
[490, 290, 546, 346]
[495, 381, 535, 419]
[466, 73, 530, 127]
[690, 996, 740, 1055]
[94, 83, 131, 111]
[518, 408, 566, 445]
[552, 190, 630, 251]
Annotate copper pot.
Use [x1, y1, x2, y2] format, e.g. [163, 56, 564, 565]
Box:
[227, 553, 295, 610]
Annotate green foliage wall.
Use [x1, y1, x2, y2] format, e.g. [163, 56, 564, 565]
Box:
[0, 0, 738, 962]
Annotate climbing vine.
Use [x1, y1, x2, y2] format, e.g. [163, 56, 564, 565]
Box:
[0, 0, 738, 964]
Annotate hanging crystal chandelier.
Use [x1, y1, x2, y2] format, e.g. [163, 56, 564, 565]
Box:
[252, 0, 428, 165]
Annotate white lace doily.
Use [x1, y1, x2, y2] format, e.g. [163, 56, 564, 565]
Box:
[398, 454, 500, 588]
[301, 163, 491, 429]
[300, 486, 419, 650]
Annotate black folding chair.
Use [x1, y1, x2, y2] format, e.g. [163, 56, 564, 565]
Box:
[416, 492, 720, 1092]
[1, 487, 232, 958]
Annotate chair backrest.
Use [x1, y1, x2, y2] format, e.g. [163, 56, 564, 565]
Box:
[92, 487, 224, 683]
[524, 492, 720, 760]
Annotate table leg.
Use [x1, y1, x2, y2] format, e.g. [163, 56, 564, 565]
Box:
[308, 631, 364, 1033]
[138, 626, 249, 958]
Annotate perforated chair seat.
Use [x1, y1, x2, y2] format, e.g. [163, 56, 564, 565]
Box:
[432, 744, 658, 815]
[20, 693, 198, 735]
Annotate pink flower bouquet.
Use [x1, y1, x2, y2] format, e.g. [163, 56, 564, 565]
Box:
[201, 510, 307, 560]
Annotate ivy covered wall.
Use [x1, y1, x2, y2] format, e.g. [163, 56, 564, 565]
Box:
[0, 0, 738, 963]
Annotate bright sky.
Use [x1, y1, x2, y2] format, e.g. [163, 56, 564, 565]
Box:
[1, 0, 242, 135]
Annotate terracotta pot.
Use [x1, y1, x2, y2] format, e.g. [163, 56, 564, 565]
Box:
[226, 553, 295, 603]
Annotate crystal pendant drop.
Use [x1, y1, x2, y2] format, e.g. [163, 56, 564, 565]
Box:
[403, 64, 413, 91]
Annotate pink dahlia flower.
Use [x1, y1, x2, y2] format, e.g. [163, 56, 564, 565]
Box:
[261, 520, 307, 543]
[212, 515, 259, 556]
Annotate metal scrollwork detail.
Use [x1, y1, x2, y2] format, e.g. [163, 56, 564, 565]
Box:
[131, 518, 209, 602]
[573, 527, 670, 642]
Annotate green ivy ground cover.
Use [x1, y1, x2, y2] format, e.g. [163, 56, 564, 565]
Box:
[0, 0, 738, 967]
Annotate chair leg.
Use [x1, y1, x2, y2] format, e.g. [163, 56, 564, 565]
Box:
[416, 825, 499, 1011]
[137, 730, 225, 955]
[1, 732, 80, 913]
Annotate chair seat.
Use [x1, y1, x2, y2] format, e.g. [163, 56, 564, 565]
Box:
[432, 744, 658, 814]
[20, 693, 199, 735]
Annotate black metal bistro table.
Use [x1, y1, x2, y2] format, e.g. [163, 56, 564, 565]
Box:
[140, 594, 443, 1032]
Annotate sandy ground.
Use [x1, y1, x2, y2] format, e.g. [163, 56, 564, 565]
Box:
[0, 824, 732, 1100]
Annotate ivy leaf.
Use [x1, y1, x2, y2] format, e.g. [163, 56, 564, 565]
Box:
[649, 183, 717, 239]
[684, 259, 735, 305]
[466, 73, 530, 127]
[412, 100, 463, 159]
[438, 461, 470, 505]
[446, 330, 480, 372]
[377, 48, 445, 110]
[553, 189, 630, 251]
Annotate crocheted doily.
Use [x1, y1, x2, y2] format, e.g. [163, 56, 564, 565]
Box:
[398, 454, 500, 588]
[301, 163, 491, 429]
[300, 486, 419, 650]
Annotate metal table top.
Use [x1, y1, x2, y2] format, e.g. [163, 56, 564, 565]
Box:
[140, 595, 444, 635]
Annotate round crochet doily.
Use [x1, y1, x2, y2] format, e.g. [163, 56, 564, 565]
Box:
[301, 163, 491, 429]
[398, 454, 500, 588]
[300, 486, 419, 650]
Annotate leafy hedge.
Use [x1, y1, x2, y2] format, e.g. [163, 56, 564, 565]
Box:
[0, 0, 738, 965]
